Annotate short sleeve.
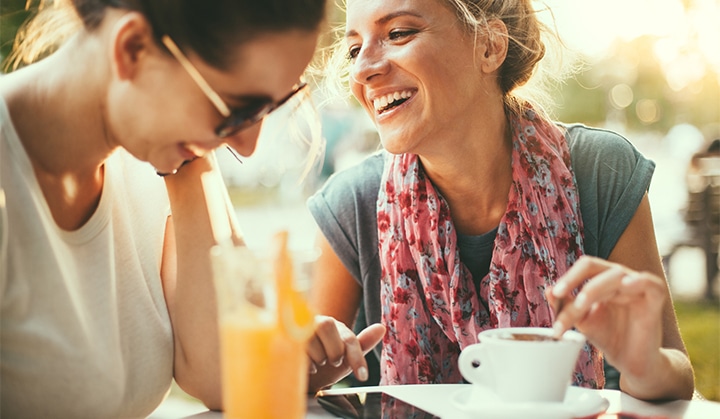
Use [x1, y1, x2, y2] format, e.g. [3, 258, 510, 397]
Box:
[565, 124, 656, 259]
[306, 152, 385, 286]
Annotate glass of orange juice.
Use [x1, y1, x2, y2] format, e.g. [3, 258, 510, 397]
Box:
[211, 231, 316, 419]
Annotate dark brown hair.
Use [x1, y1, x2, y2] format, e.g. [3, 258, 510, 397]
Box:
[8, 0, 327, 70]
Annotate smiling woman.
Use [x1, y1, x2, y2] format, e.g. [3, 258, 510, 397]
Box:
[0, 0, 327, 418]
[304, 0, 695, 403]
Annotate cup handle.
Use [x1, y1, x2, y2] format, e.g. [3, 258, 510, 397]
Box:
[458, 344, 486, 384]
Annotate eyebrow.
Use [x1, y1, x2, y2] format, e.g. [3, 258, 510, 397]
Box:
[345, 10, 424, 38]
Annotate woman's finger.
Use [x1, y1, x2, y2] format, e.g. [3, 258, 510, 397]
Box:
[357, 323, 386, 352]
[335, 327, 367, 381]
[306, 334, 329, 368]
[350, 323, 386, 382]
[552, 264, 626, 336]
[308, 357, 318, 374]
[579, 271, 665, 312]
[551, 255, 615, 299]
[619, 272, 667, 311]
[305, 317, 386, 384]
[571, 266, 626, 311]
[307, 316, 344, 367]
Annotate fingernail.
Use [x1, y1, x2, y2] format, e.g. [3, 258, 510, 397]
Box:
[332, 356, 344, 367]
[552, 283, 566, 296]
[552, 321, 564, 337]
[309, 362, 317, 374]
[357, 367, 368, 381]
[622, 273, 638, 284]
[574, 293, 587, 309]
[319, 358, 327, 367]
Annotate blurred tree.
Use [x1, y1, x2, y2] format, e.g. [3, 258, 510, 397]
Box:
[554, 34, 720, 133]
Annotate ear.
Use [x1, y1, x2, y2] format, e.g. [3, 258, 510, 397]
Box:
[477, 19, 509, 74]
[110, 12, 156, 81]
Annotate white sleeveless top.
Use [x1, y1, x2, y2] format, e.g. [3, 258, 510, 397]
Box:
[0, 97, 174, 418]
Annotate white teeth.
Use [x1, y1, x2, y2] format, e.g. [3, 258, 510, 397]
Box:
[372, 90, 413, 113]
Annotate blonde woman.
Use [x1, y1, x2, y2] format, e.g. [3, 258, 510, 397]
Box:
[305, 0, 694, 402]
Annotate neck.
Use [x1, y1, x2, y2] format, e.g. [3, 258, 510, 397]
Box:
[1, 31, 118, 230]
[3, 32, 115, 178]
[420, 104, 513, 235]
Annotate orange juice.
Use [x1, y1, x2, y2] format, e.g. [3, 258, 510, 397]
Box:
[220, 311, 308, 419]
[212, 231, 315, 419]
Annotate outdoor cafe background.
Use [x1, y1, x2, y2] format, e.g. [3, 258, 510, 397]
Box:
[1, 0, 718, 407]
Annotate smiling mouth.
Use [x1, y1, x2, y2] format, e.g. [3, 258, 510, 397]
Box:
[373, 90, 413, 114]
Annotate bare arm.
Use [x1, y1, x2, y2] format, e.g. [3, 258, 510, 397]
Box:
[306, 232, 385, 393]
[161, 156, 236, 410]
[311, 233, 363, 327]
[606, 194, 694, 399]
[551, 194, 694, 400]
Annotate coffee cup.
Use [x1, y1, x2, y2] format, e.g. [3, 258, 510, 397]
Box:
[458, 327, 585, 403]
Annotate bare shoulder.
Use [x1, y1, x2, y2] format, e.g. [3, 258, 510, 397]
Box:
[0, 68, 29, 99]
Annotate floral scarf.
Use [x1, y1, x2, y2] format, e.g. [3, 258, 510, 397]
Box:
[376, 108, 604, 388]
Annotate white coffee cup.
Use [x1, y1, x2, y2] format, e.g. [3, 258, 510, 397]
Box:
[458, 327, 586, 403]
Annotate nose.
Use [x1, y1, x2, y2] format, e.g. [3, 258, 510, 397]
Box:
[224, 121, 263, 157]
[350, 43, 390, 84]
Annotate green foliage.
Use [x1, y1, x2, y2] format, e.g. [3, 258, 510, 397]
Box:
[675, 299, 720, 401]
[553, 35, 720, 133]
[552, 77, 607, 127]
[0, 0, 35, 69]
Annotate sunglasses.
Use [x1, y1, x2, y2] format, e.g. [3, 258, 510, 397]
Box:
[161, 35, 308, 139]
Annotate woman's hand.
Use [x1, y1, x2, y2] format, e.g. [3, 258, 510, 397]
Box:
[306, 316, 385, 393]
[548, 256, 665, 376]
[547, 255, 693, 400]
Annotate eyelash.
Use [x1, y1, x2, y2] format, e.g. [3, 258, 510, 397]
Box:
[347, 47, 360, 61]
[346, 29, 418, 61]
[389, 29, 416, 40]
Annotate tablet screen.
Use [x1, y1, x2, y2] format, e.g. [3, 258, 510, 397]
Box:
[316, 391, 440, 419]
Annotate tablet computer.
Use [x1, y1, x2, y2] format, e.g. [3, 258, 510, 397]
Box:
[316, 391, 440, 419]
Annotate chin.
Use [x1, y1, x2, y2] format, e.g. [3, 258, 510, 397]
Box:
[377, 126, 415, 153]
[379, 138, 412, 156]
[151, 160, 182, 175]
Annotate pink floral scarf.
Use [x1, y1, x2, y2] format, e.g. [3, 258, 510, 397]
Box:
[377, 108, 604, 388]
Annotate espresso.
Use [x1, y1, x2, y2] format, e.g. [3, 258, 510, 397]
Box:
[505, 333, 559, 342]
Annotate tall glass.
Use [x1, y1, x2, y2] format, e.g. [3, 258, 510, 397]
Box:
[211, 233, 315, 419]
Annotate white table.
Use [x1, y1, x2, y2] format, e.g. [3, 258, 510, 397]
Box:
[150, 384, 720, 418]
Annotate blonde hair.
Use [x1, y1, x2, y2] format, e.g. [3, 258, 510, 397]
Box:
[317, 0, 580, 117]
[286, 86, 326, 184]
[5, 0, 81, 71]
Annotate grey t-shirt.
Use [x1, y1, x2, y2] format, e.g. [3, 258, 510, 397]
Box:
[307, 124, 655, 380]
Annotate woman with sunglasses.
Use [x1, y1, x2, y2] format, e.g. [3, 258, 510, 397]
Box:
[0, 0, 325, 417]
[305, 0, 695, 402]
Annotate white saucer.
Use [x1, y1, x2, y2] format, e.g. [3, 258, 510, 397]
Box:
[450, 386, 609, 419]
